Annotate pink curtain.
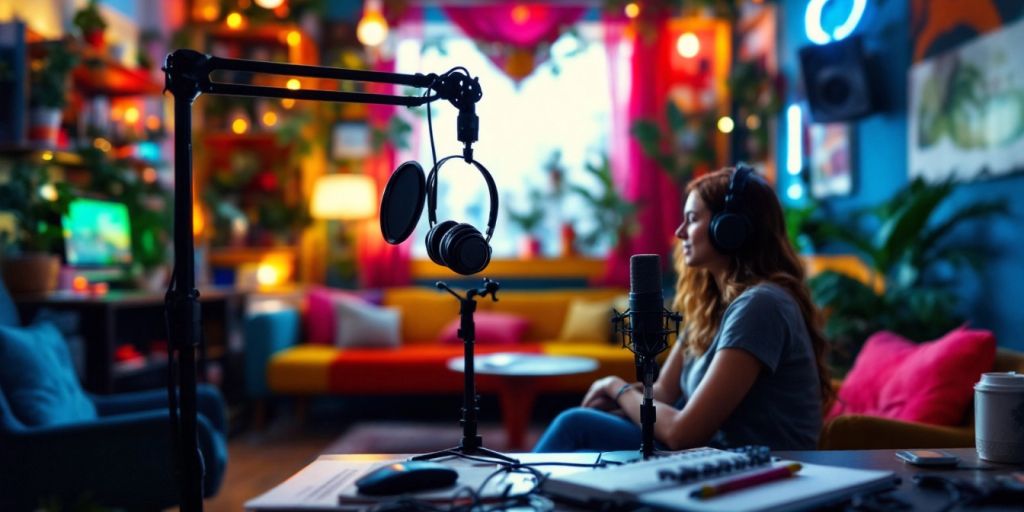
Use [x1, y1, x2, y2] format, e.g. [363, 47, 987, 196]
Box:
[598, 10, 682, 287]
[442, 4, 586, 83]
[355, 8, 424, 288]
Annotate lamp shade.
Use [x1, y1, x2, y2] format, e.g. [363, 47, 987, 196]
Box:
[310, 174, 377, 220]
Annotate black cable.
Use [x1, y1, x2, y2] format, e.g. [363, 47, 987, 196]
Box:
[423, 66, 473, 183]
[912, 474, 985, 512]
[366, 455, 593, 512]
[594, 452, 626, 466]
[163, 266, 181, 487]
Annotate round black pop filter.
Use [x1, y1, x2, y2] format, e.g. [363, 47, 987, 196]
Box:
[380, 161, 426, 245]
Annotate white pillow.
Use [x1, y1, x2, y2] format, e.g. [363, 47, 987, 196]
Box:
[331, 296, 401, 348]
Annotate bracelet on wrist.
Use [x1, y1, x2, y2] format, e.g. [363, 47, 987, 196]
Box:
[613, 382, 635, 402]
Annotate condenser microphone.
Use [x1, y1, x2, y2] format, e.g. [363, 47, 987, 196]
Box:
[629, 254, 668, 361]
[608, 254, 680, 461]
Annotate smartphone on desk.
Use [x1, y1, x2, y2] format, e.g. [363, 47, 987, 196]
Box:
[895, 450, 960, 467]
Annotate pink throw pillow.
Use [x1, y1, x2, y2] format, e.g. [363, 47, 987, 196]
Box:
[879, 327, 995, 425]
[305, 286, 365, 345]
[437, 312, 531, 346]
[826, 331, 917, 420]
[829, 327, 996, 426]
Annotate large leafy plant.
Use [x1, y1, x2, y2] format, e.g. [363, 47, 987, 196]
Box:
[568, 153, 639, 251]
[809, 177, 1009, 369]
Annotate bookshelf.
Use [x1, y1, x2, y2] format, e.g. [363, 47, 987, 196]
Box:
[181, 21, 328, 285]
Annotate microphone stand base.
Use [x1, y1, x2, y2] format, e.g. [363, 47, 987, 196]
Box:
[600, 449, 670, 464]
[411, 445, 519, 464]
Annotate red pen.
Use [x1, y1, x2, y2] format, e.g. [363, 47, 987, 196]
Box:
[691, 463, 802, 499]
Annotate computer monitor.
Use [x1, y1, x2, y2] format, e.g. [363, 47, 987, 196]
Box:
[62, 198, 133, 268]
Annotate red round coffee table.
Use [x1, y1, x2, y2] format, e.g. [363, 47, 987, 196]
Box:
[447, 353, 598, 451]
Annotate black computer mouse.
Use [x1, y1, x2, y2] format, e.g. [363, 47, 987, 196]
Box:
[355, 461, 459, 496]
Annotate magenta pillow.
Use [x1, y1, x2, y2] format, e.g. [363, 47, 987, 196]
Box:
[437, 312, 531, 346]
[879, 327, 995, 425]
[829, 327, 996, 426]
[826, 331, 917, 420]
[305, 286, 365, 345]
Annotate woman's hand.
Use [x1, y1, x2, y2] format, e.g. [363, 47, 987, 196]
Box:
[581, 376, 628, 411]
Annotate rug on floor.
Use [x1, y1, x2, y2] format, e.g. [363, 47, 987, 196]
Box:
[325, 422, 544, 454]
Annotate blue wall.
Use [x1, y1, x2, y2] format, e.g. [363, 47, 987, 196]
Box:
[778, 0, 1024, 350]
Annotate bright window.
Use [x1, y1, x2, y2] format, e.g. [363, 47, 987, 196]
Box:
[395, 22, 613, 258]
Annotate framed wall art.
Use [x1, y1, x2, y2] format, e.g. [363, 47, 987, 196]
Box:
[809, 122, 854, 198]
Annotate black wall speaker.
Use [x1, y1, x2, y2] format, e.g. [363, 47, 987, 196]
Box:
[799, 35, 876, 123]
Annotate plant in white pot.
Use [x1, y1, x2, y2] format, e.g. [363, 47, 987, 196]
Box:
[28, 40, 77, 146]
[0, 160, 73, 294]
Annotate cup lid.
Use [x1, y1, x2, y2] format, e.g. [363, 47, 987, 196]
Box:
[975, 371, 1024, 391]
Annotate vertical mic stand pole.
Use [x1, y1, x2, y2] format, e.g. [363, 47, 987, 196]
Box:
[165, 50, 205, 512]
[642, 311, 682, 459]
[639, 356, 657, 459]
[413, 279, 517, 464]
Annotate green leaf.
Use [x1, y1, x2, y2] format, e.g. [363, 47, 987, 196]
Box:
[665, 102, 686, 132]
[630, 121, 663, 158]
[917, 199, 1009, 260]
[873, 177, 952, 271]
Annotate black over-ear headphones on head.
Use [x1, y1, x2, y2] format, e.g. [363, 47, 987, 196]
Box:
[708, 164, 754, 254]
[380, 156, 498, 276]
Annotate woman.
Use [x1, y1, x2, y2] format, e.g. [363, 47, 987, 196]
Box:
[534, 166, 832, 452]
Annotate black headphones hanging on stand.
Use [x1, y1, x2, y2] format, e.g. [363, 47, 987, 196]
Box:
[708, 164, 754, 254]
[379, 66, 496, 275]
[379, 157, 498, 275]
[424, 156, 498, 275]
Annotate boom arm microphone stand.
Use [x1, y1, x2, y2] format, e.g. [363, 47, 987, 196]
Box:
[162, 49, 482, 511]
[412, 278, 517, 464]
[611, 308, 682, 460]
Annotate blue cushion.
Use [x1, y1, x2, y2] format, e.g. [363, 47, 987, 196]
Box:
[0, 278, 18, 327]
[0, 322, 97, 426]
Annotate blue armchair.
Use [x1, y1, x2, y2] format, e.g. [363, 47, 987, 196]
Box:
[0, 279, 228, 510]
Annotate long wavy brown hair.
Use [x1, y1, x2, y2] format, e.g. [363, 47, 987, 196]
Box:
[671, 167, 833, 406]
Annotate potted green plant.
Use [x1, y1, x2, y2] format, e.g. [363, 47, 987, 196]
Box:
[28, 41, 78, 146]
[809, 176, 1009, 371]
[0, 161, 73, 293]
[567, 153, 640, 254]
[506, 188, 547, 259]
[73, 0, 108, 50]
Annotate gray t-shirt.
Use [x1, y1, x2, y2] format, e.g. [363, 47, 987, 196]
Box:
[680, 283, 822, 450]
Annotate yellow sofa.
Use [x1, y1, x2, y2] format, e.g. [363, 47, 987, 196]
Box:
[265, 287, 637, 397]
[819, 348, 1024, 449]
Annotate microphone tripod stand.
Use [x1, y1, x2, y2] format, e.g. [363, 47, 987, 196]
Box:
[604, 308, 681, 463]
[412, 278, 518, 464]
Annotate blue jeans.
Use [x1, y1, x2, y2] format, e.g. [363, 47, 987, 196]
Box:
[533, 407, 643, 452]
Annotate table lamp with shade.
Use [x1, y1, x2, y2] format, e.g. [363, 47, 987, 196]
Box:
[310, 174, 377, 284]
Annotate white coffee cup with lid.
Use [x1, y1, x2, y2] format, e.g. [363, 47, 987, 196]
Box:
[974, 371, 1024, 463]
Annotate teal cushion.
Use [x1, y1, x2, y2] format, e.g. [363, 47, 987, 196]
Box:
[0, 322, 97, 426]
[0, 278, 18, 327]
